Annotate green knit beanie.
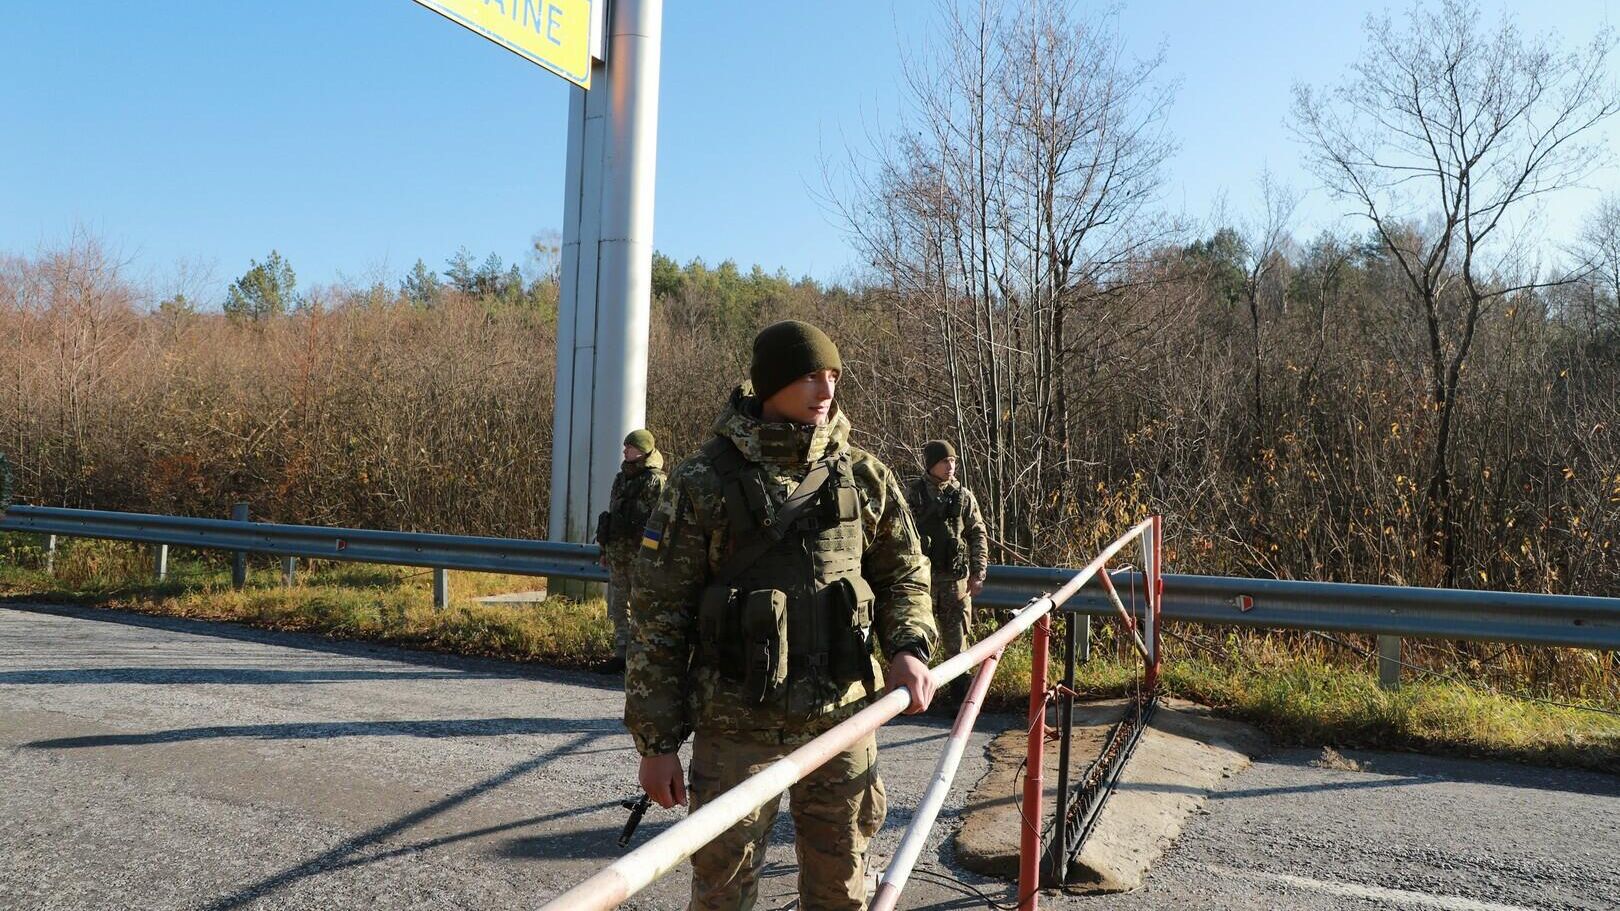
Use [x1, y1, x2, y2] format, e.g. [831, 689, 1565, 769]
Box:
[623, 429, 656, 453]
[750, 320, 842, 403]
[922, 439, 957, 471]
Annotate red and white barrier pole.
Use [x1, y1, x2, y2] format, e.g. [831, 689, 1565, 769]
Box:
[539, 519, 1156, 911]
[869, 647, 1004, 911]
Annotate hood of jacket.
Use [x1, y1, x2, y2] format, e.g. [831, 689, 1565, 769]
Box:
[712, 382, 850, 467]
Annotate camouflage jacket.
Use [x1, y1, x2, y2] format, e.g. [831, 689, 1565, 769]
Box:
[905, 476, 989, 582]
[625, 385, 937, 756]
[600, 450, 666, 568]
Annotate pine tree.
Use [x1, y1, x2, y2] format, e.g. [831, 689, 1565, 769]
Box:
[224, 250, 298, 322]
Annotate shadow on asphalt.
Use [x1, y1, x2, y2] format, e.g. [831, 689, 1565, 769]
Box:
[26, 715, 627, 749]
[1237, 749, 1620, 798]
[1, 600, 628, 692]
[339, 801, 623, 868]
[501, 817, 668, 861]
[0, 667, 482, 685]
[1213, 775, 1430, 799]
[195, 731, 610, 911]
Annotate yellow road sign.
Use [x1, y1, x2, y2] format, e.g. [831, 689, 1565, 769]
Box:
[413, 0, 597, 88]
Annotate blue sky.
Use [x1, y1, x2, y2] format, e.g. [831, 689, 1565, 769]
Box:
[3, 1, 1617, 301]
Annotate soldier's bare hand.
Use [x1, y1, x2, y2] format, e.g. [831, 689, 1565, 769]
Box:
[968, 575, 985, 597]
[639, 753, 687, 809]
[886, 652, 935, 714]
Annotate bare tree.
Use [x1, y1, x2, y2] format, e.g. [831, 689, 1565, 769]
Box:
[1236, 172, 1299, 443]
[835, 0, 1175, 558]
[1292, 0, 1619, 584]
[1573, 194, 1620, 338]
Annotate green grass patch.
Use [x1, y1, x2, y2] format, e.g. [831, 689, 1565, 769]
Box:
[0, 536, 613, 669]
[3, 536, 1617, 772]
[1164, 655, 1620, 772]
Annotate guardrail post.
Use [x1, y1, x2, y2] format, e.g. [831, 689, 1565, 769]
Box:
[281, 557, 296, 587]
[1378, 635, 1401, 690]
[230, 503, 249, 590]
[45, 534, 57, 576]
[153, 544, 168, 582]
[433, 568, 449, 611]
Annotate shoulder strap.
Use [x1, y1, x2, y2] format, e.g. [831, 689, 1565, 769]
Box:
[706, 437, 836, 585]
[704, 436, 761, 536]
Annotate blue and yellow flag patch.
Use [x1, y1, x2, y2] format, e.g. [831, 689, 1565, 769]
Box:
[641, 528, 663, 551]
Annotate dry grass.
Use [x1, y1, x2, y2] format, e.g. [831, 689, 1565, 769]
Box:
[1310, 747, 1368, 772]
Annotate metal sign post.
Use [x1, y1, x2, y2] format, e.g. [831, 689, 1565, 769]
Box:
[411, 0, 660, 599]
[548, 0, 662, 597]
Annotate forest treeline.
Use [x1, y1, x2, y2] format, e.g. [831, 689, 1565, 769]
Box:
[3, 226, 1616, 596]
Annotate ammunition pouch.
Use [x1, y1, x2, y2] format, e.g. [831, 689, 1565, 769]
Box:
[700, 584, 789, 704]
[827, 576, 877, 687]
[595, 511, 613, 548]
[742, 589, 789, 703]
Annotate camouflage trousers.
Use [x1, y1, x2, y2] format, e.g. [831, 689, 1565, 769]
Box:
[688, 729, 886, 911]
[605, 559, 633, 661]
[930, 575, 974, 662]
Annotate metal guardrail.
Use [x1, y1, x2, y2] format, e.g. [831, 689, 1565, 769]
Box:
[0, 505, 607, 583]
[983, 566, 1620, 651]
[5, 505, 1619, 650]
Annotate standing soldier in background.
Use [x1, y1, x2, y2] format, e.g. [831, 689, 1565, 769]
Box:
[626, 320, 937, 911]
[906, 440, 988, 705]
[595, 429, 666, 674]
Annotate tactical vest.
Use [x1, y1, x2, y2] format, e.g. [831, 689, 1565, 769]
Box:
[917, 482, 969, 578]
[598, 466, 656, 546]
[696, 436, 878, 719]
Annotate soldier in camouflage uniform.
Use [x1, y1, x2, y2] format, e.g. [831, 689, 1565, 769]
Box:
[595, 429, 667, 673]
[626, 320, 938, 911]
[905, 440, 988, 703]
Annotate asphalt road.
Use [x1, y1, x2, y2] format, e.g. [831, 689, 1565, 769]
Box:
[2, 602, 1616, 911]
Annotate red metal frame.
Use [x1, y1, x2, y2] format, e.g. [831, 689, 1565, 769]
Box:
[1019, 516, 1163, 911]
[1018, 614, 1050, 911]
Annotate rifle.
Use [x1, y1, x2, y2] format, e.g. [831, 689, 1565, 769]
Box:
[618, 793, 652, 848]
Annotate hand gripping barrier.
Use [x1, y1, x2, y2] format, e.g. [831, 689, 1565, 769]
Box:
[538, 518, 1159, 911]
